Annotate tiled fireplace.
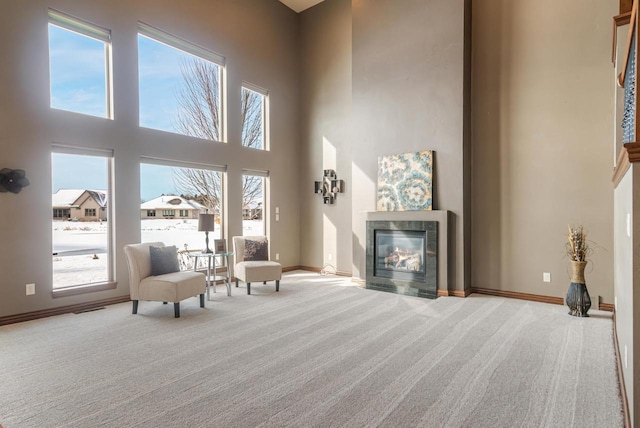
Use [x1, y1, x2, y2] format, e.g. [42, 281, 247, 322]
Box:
[366, 218, 438, 299]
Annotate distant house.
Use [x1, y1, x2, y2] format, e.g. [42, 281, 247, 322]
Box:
[242, 201, 262, 220]
[52, 189, 107, 221]
[141, 195, 207, 219]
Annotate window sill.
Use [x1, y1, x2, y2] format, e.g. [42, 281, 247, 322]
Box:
[52, 281, 117, 298]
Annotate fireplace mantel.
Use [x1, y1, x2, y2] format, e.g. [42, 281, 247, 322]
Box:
[365, 210, 450, 295]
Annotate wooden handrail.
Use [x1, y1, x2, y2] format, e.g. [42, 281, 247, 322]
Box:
[613, 12, 632, 63]
[618, 0, 638, 87]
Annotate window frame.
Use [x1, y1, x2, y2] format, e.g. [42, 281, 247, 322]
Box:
[241, 82, 269, 151]
[48, 9, 113, 119]
[51, 145, 116, 297]
[140, 157, 227, 251]
[241, 169, 268, 236]
[137, 22, 227, 142]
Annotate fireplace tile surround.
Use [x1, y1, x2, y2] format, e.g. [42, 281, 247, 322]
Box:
[365, 211, 450, 298]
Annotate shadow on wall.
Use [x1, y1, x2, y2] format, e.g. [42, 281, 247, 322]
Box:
[470, 0, 509, 289]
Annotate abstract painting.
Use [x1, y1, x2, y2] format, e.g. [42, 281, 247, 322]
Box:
[377, 150, 433, 211]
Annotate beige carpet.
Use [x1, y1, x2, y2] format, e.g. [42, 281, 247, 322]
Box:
[0, 271, 624, 427]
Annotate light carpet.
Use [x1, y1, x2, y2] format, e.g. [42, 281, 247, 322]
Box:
[0, 271, 624, 427]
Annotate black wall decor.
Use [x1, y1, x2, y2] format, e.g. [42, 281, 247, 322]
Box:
[314, 169, 344, 204]
[0, 169, 30, 194]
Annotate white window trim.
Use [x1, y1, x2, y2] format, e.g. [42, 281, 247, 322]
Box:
[241, 83, 269, 151]
[48, 9, 111, 42]
[48, 9, 113, 119]
[138, 22, 225, 67]
[140, 156, 226, 173]
[242, 169, 269, 178]
[51, 145, 115, 285]
[137, 23, 226, 141]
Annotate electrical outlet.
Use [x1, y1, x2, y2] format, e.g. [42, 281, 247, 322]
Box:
[328, 253, 332, 261]
[26, 283, 35, 295]
[543, 272, 551, 283]
[275, 253, 280, 260]
[276, 214, 280, 221]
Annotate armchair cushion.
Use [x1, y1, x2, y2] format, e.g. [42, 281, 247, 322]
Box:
[244, 239, 268, 261]
[139, 270, 205, 302]
[149, 245, 180, 276]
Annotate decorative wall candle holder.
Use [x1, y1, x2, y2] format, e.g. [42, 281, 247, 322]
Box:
[314, 169, 344, 204]
[0, 168, 29, 194]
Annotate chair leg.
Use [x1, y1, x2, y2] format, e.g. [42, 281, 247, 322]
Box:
[132, 300, 138, 314]
[235, 279, 239, 287]
[200, 293, 205, 308]
[174, 302, 180, 318]
[247, 283, 251, 295]
[276, 280, 280, 292]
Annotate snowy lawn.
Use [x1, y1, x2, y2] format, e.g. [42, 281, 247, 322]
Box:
[52, 219, 264, 288]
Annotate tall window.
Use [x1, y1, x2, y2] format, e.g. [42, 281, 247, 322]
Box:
[242, 171, 267, 236]
[241, 84, 268, 150]
[140, 161, 224, 252]
[48, 10, 112, 119]
[52, 149, 112, 289]
[138, 23, 226, 140]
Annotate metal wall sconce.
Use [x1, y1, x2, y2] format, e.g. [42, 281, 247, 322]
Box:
[314, 169, 344, 204]
[0, 169, 29, 194]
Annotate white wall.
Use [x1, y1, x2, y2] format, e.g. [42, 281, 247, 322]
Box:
[614, 162, 640, 427]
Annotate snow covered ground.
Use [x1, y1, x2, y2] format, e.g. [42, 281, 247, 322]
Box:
[52, 219, 264, 288]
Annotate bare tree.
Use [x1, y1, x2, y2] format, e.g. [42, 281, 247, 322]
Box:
[172, 168, 221, 213]
[172, 57, 264, 215]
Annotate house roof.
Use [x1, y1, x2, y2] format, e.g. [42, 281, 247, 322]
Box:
[140, 195, 206, 210]
[52, 189, 107, 208]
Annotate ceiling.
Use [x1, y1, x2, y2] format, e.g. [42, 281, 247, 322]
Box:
[279, 0, 326, 13]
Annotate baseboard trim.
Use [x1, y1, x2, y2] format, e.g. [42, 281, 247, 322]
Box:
[612, 311, 632, 428]
[471, 287, 615, 311]
[471, 287, 564, 305]
[0, 295, 131, 326]
[297, 266, 352, 277]
[437, 289, 470, 297]
[600, 303, 615, 312]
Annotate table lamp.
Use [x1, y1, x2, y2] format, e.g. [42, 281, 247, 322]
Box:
[198, 213, 215, 253]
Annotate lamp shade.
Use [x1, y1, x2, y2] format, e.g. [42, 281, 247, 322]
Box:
[198, 213, 215, 232]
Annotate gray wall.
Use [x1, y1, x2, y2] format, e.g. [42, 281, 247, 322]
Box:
[0, 0, 300, 317]
[471, 0, 616, 303]
[299, 0, 353, 273]
[350, 0, 469, 291]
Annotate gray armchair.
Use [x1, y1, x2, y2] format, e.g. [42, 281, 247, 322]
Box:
[124, 242, 206, 317]
[233, 236, 282, 295]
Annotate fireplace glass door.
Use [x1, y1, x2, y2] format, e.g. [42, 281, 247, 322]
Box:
[374, 230, 426, 281]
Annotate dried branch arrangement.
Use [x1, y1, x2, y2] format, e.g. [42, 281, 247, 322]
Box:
[566, 225, 591, 262]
